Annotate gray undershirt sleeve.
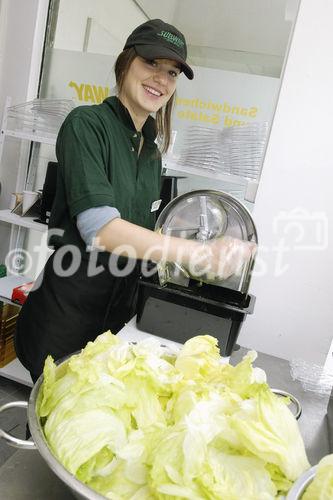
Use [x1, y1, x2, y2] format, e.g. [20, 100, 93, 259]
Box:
[76, 206, 120, 247]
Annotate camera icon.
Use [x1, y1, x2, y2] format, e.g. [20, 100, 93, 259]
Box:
[273, 207, 328, 251]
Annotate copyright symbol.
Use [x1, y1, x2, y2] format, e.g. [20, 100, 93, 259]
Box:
[5, 249, 32, 276]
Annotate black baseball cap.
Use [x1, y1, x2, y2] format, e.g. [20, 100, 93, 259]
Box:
[124, 19, 194, 80]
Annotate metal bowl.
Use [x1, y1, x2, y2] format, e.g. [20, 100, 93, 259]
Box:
[0, 343, 177, 499]
[0, 366, 107, 499]
[271, 388, 302, 420]
[0, 357, 305, 500]
[285, 466, 317, 499]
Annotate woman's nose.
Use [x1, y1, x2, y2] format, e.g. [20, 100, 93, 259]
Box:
[153, 68, 168, 85]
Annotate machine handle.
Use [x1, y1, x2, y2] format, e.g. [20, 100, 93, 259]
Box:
[0, 401, 36, 449]
[271, 389, 302, 420]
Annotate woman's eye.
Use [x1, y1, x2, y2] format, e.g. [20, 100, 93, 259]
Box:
[169, 70, 179, 78]
[146, 59, 157, 67]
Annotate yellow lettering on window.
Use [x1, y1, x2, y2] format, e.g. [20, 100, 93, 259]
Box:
[92, 86, 109, 104]
[68, 81, 84, 100]
[211, 114, 220, 124]
[240, 108, 249, 116]
[84, 84, 95, 103]
[249, 107, 258, 117]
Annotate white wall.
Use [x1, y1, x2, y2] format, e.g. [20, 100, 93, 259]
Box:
[239, 0, 333, 365]
[0, 0, 48, 126]
[0, 0, 49, 264]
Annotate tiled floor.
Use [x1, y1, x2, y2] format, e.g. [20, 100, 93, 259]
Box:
[0, 376, 31, 467]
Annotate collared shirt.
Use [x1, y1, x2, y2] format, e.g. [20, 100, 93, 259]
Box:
[48, 96, 162, 252]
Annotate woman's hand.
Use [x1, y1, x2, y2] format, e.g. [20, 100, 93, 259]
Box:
[186, 236, 256, 281]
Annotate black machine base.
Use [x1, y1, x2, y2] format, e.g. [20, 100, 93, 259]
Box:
[136, 276, 255, 357]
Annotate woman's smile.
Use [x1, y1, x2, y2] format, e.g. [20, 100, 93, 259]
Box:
[142, 84, 163, 98]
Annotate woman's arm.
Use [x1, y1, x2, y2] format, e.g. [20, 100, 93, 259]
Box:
[96, 218, 255, 280]
[96, 218, 196, 264]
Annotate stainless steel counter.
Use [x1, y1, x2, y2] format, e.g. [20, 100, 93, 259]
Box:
[0, 344, 331, 499]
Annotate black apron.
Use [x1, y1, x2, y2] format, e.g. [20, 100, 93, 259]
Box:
[14, 250, 141, 380]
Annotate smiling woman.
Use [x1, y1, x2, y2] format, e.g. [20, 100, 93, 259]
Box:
[14, 19, 193, 380]
[14, 18, 254, 382]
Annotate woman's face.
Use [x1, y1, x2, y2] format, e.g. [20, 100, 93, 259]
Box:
[119, 56, 180, 117]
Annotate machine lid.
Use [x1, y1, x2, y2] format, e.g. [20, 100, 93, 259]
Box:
[155, 189, 258, 293]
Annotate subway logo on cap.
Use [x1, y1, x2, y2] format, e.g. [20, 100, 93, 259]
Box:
[157, 31, 185, 48]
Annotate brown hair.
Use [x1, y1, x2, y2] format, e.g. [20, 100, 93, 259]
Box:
[114, 48, 175, 154]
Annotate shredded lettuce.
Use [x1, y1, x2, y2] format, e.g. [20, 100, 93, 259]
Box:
[38, 332, 310, 498]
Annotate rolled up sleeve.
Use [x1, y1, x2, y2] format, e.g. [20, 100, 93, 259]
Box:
[76, 206, 120, 247]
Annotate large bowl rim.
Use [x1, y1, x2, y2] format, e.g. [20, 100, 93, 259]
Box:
[285, 466, 317, 499]
[28, 361, 106, 500]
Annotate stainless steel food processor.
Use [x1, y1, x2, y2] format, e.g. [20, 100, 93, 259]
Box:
[136, 189, 258, 356]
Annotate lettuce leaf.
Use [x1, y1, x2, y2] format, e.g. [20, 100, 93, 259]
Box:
[230, 388, 310, 481]
[45, 408, 127, 474]
[38, 332, 310, 498]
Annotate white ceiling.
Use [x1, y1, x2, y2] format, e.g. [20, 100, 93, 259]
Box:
[136, 0, 299, 76]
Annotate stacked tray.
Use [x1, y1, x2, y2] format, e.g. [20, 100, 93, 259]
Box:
[175, 122, 269, 180]
[7, 98, 76, 137]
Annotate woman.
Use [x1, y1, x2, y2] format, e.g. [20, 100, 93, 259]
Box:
[15, 19, 254, 382]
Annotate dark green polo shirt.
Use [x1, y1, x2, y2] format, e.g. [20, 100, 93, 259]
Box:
[49, 96, 162, 253]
